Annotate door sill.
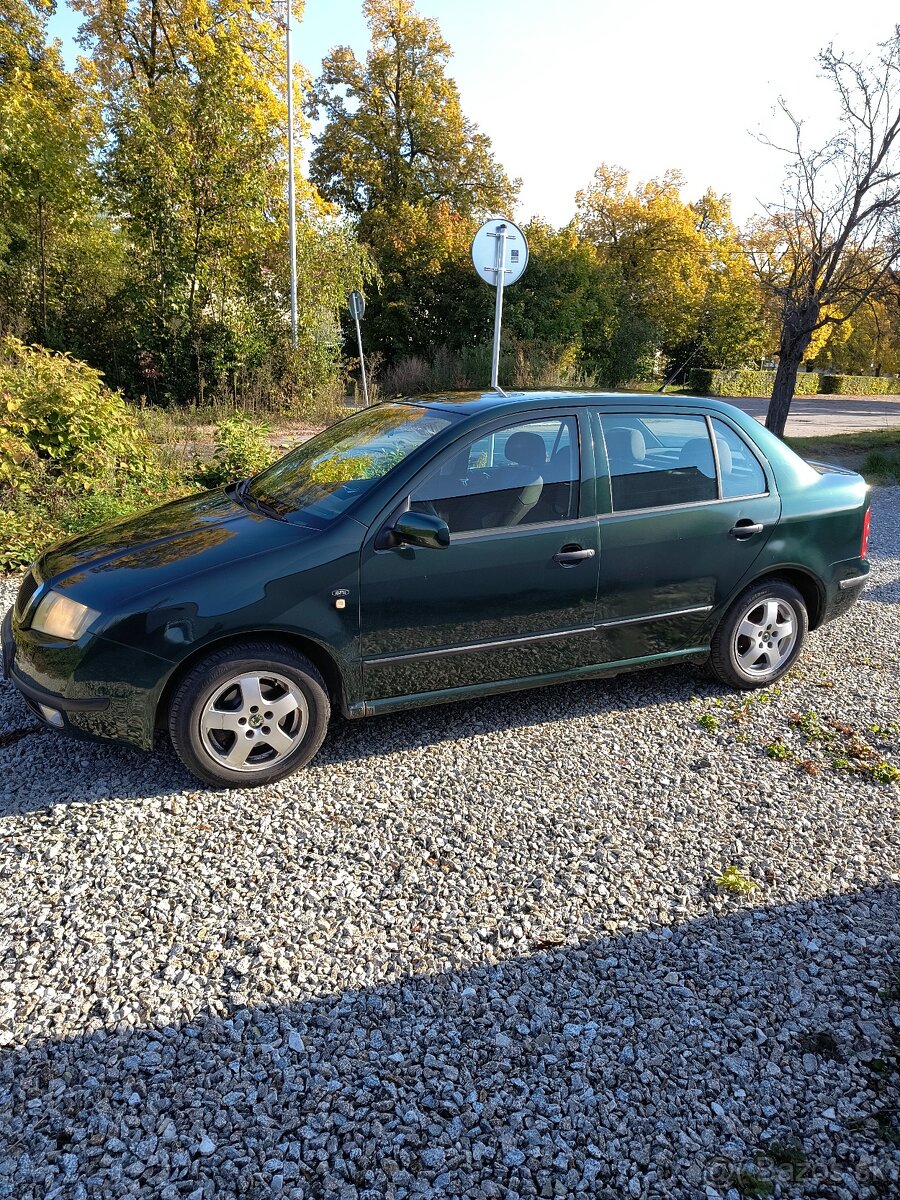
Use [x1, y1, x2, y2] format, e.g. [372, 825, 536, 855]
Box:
[362, 646, 708, 716]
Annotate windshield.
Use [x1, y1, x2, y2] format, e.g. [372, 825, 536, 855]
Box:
[246, 403, 455, 525]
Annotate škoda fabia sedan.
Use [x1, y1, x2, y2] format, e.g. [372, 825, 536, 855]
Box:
[3, 392, 870, 787]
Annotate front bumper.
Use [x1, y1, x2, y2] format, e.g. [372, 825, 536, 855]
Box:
[3, 607, 110, 735]
[2, 607, 161, 749]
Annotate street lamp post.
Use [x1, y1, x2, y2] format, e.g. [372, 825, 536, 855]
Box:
[284, 0, 298, 348]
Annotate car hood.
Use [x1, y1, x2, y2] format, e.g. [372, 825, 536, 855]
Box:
[37, 488, 318, 606]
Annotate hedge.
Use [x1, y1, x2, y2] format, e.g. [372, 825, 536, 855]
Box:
[688, 369, 822, 398]
[818, 374, 893, 396]
[688, 367, 899, 398]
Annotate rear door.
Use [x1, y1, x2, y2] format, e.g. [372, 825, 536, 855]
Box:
[590, 409, 781, 662]
[359, 410, 602, 703]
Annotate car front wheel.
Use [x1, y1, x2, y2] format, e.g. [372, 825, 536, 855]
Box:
[168, 642, 330, 788]
[708, 579, 808, 690]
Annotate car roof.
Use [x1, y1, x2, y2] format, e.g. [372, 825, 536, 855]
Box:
[402, 390, 740, 417]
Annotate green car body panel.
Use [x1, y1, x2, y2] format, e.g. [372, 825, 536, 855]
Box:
[2, 392, 871, 752]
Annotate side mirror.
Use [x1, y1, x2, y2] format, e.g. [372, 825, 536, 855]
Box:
[392, 510, 450, 550]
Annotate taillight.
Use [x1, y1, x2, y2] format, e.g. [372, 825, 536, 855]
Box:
[861, 508, 871, 559]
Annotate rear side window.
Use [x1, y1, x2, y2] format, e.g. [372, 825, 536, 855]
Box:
[711, 419, 767, 498]
[600, 413, 717, 511]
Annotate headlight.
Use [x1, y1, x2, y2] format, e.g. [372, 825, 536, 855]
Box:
[31, 591, 99, 641]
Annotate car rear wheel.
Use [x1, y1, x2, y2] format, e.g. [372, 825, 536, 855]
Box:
[708, 579, 808, 690]
[168, 642, 330, 788]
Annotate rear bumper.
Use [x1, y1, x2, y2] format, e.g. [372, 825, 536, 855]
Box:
[822, 561, 869, 625]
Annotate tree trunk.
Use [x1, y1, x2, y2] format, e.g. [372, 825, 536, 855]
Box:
[766, 321, 815, 438]
[37, 194, 47, 341]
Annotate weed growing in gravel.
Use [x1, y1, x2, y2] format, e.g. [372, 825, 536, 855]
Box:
[880, 973, 900, 1004]
[874, 1108, 900, 1148]
[771, 709, 900, 785]
[698, 713, 720, 732]
[714, 865, 758, 895]
[766, 1141, 807, 1170]
[848, 1105, 900, 1149]
[869, 760, 900, 784]
[729, 1170, 774, 1198]
[764, 740, 792, 761]
[799, 1029, 841, 1060]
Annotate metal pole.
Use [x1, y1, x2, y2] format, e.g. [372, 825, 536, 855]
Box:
[490, 222, 508, 390]
[353, 312, 369, 406]
[285, 1, 298, 349]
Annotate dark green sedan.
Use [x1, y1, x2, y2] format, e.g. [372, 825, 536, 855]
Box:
[2, 392, 871, 787]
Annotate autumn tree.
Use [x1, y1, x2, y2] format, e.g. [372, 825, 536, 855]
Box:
[753, 27, 900, 436]
[0, 0, 98, 341]
[308, 0, 515, 221]
[72, 0, 369, 404]
[308, 0, 516, 365]
[575, 166, 766, 385]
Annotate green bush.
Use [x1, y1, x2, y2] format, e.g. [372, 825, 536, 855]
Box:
[688, 368, 823, 398]
[0, 336, 148, 493]
[819, 374, 893, 396]
[0, 341, 200, 573]
[0, 472, 197, 572]
[0, 508, 59, 573]
[193, 414, 277, 489]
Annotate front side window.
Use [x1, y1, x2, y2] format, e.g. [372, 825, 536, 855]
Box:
[600, 413, 717, 511]
[711, 419, 768, 498]
[247, 403, 454, 525]
[410, 416, 579, 534]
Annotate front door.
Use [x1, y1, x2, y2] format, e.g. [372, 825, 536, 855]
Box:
[591, 410, 781, 662]
[359, 412, 601, 702]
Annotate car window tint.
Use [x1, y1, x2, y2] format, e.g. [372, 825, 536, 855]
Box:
[711, 419, 767, 498]
[600, 413, 717, 511]
[410, 417, 579, 534]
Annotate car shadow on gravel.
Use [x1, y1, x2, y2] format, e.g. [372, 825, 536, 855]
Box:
[0, 665, 727, 811]
[316, 664, 724, 769]
[1, 885, 898, 1199]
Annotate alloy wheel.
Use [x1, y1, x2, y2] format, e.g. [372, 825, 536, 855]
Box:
[733, 596, 798, 679]
[199, 671, 308, 772]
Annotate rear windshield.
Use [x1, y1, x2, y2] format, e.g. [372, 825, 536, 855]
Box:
[247, 403, 455, 526]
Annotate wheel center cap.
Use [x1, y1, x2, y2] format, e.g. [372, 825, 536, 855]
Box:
[248, 714, 263, 728]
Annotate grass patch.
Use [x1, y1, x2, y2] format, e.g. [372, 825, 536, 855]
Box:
[766, 1141, 807, 1170]
[785, 429, 900, 479]
[862, 449, 900, 484]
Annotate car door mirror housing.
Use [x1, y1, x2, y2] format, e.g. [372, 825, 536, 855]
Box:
[391, 510, 451, 550]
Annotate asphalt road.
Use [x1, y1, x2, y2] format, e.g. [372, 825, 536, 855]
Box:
[729, 394, 900, 437]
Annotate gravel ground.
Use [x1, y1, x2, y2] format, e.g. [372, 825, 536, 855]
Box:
[1, 489, 899, 1200]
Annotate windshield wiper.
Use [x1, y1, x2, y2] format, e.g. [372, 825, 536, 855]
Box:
[235, 478, 282, 520]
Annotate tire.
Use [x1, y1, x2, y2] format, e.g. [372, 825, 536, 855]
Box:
[168, 642, 330, 788]
[708, 578, 808, 690]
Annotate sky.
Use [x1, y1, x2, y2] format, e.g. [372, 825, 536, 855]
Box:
[47, 0, 896, 229]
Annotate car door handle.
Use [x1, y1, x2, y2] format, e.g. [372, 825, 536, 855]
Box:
[553, 545, 596, 565]
[730, 520, 765, 539]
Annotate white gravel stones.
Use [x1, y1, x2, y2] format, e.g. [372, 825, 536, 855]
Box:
[1, 487, 899, 1199]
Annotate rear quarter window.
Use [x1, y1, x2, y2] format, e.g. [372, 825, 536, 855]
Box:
[711, 419, 768, 498]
